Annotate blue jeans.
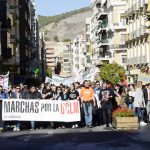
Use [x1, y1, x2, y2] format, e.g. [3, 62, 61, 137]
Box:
[135, 107, 145, 122]
[128, 104, 134, 110]
[83, 102, 93, 126]
[31, 121, 35, 129]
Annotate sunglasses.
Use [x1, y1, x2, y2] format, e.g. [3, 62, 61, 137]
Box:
[16, 88, 21, 89]
[96, 84, 100, 85]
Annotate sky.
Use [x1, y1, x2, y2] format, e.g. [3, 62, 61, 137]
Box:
[35, 0, 91, 16]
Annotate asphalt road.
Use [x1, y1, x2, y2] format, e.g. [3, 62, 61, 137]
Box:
[0, 125, 150, 150]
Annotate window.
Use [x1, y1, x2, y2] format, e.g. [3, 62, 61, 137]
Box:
[64, 59, 69, 62]
[86, 24, 90, 32]
[122, 55, 127, 64]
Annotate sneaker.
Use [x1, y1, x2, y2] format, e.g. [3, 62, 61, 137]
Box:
[13, 127, 17, 131]
[16, 128, 20, 131]
[72, 125, 75, 128]
[140, 121, 147, 126]
[106, 124, 109, 128]
[89, 125, 93, 128]
[109, 123, 112, 127]
[30, 128, 34, 131]
[85, 125, 89, 128]
[62, 126, 65, 129]
[75, 124, 78, 128]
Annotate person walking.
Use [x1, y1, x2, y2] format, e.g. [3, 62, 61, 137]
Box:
[26, 85, 43, 130]
[80, 80, 96, 128]
[99, 83, 115, 128]
[134, 81, 147, 126]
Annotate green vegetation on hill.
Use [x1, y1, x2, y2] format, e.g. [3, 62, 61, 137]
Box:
[39, 7, 90, 28]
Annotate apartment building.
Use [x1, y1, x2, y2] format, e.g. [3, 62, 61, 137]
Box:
[72, 33, 86, 72]
[44, 41, 72, 75]
[126, 0, 150, 83]
[90, 0, 127, 67]
[0, 0, 39, 77]
[85, 17, 92, 68]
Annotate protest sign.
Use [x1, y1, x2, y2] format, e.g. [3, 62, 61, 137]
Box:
[2, 99, 80, 122]
[0, 72, 9, 89]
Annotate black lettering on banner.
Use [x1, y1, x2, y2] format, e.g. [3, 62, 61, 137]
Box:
[41, 103, 44, 111]
[20, 101, 25, 113]
[41, 103, 52, 112]
[55, 104, 59, 112]
[4, 101, 10, 113]
[16, 101, 20, 113]
[25, 101, 29, 113]
[35, 102, 39, 113]
[11, 101, 15, 113]
[30, 102, 34, 113]
[53, 104, 59, 112]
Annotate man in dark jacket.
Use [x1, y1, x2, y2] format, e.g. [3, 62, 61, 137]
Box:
[99, 83, 115, 127]
[26, 85, 43, 130]
[10, 85, 27, 131]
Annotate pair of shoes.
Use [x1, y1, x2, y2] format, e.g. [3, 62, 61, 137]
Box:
[16, 128, 20, 131]
[13, 127, 17, 131]
[30, 128, 34, 131]
[140, 121, 147, 126]
[89, 125, 93, 128]
[85, 125, 89, 128]
[72, 125, 75, 128]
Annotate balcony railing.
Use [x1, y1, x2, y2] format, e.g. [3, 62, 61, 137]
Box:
[110, 44, 127, 50]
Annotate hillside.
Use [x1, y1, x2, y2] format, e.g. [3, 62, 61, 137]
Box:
[39, 7, 90, 41]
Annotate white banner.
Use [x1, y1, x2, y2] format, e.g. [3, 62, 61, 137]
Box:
[2, 99, 80, 122]
[52, 75, 74, 86]
[0, 72, 9, 89]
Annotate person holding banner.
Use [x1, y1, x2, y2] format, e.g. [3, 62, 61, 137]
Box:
[10, 85, 26, 131]
[0, 85, 8, 131]
[26, 85, 43, 130]
[80, 80, 96, 128]
[67, 84, 79, 128]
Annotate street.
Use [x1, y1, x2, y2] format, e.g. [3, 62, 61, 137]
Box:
[0, 125, 150, 150]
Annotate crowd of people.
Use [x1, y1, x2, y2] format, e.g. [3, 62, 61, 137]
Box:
[0, 80, 150, 132]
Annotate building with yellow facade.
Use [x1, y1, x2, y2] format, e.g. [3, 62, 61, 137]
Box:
[126, 0, 150, 84]
[90, 0, 127, 67]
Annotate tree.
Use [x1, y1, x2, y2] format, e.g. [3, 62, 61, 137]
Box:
[47, 67, 53, 77]
[99, 62, 126, 85]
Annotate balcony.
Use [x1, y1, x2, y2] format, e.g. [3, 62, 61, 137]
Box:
[110, 44, 127, 51]
[97, 20, 108, 33]
[113, 23, 126, 30]
[98, 39, 109, 47]
[97, 8, 108, 19]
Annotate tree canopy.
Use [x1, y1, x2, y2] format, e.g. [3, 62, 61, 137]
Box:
[99, 63, 126, 85]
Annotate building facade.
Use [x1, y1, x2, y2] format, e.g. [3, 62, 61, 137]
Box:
[90, 0, 127, 67]
[0, 0, 39, 77]
[126, 0, 150, 84]
[72, 33, 86, 72]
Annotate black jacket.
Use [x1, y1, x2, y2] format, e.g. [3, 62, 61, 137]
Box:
[143, 88, 149, 105]
[26, 91, 43, 99]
